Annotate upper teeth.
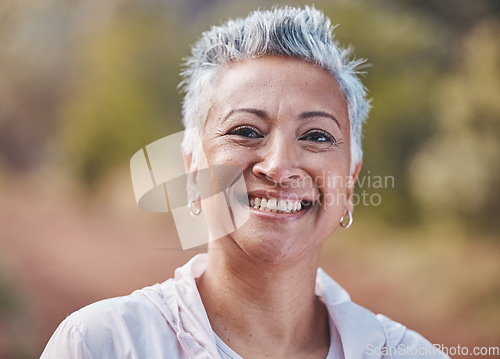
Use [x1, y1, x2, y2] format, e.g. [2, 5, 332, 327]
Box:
[250, 197, 302, 213]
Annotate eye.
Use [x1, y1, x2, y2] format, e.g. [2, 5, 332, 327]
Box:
[228, 125, 263, 139]
[299, 129, 335, 143]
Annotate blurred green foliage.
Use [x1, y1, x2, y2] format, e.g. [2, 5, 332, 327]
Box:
[0, 0, 499, 234]
[410, 20, 500, 232]
[0, 273, 22, 317]
[0, 271, 31, 359]
[316, 1, 446, 225]
[58, 8, 184, 186]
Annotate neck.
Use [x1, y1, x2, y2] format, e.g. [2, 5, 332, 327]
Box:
[196, 238, 330, 358]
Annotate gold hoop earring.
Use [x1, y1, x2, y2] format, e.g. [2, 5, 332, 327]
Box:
[188, 201, 201, 216]
[340, 211, 353, 229]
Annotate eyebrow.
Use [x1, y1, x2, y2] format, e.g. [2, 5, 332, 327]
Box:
[224, 108, 340, 129]
[223, 108, 268, 121]
[299, 111, 341, 129]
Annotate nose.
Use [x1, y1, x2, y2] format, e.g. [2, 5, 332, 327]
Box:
[252, 133, 305, 184]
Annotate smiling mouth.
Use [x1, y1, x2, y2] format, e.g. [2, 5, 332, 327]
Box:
[244, 196, 312, 213]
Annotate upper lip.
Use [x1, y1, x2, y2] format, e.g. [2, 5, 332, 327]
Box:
[245, 190, 315, 203]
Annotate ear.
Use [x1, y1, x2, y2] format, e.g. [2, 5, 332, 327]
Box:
[346, 160, 362, 214]
[183, 152, 200, 203]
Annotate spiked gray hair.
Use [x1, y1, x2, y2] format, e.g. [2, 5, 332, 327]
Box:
[180, 6, 370, 173]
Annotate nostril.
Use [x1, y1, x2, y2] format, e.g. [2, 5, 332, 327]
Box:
[262, 173, 274, 182]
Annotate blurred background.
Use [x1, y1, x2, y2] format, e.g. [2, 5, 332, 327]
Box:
[0, 0, 499, 357]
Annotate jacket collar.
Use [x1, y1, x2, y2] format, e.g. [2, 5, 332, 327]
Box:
[137, 254, 395, 358]
[316, 268, 388, 358]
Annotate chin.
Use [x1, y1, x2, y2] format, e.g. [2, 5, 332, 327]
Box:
[246, 246, 289, 265]
[233, 232, 310, 266]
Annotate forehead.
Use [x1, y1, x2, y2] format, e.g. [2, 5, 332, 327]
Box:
[209, 55, 348, 120]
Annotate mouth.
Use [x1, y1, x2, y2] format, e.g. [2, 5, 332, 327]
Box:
[245, 196, 312, 214]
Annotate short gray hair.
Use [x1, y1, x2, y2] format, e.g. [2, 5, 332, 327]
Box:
[180, 6, 370, 173]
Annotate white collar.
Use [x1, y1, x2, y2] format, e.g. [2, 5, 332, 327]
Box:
[135, 254, 403, 358]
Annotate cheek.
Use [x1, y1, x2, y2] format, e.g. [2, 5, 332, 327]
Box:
[313, 166, 350, 211]
[203, 139, 255, 168]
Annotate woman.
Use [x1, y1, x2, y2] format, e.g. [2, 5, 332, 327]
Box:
[42, 6, 449, 358]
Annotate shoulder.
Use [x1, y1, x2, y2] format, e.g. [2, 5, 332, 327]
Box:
[68, 290, 172, 336]
[72, 288, 167, 323]
[41, 284, 184, 359]
[317, 268, 449, 358]
[375, 314, 451, 358]
[41, 255, 215, 359]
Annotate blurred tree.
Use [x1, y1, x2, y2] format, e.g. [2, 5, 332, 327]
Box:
[58, 6, 184, 187]
[0, 0, 75, 171]
[390, 0, 500, 36]
[310, 0, 446, 225]
[410, 20, 500, 234]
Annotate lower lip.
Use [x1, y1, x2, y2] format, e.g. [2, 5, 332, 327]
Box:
[238, 201, 310, 221]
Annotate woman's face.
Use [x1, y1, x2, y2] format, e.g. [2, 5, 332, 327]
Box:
[200, 55, 357, 264]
